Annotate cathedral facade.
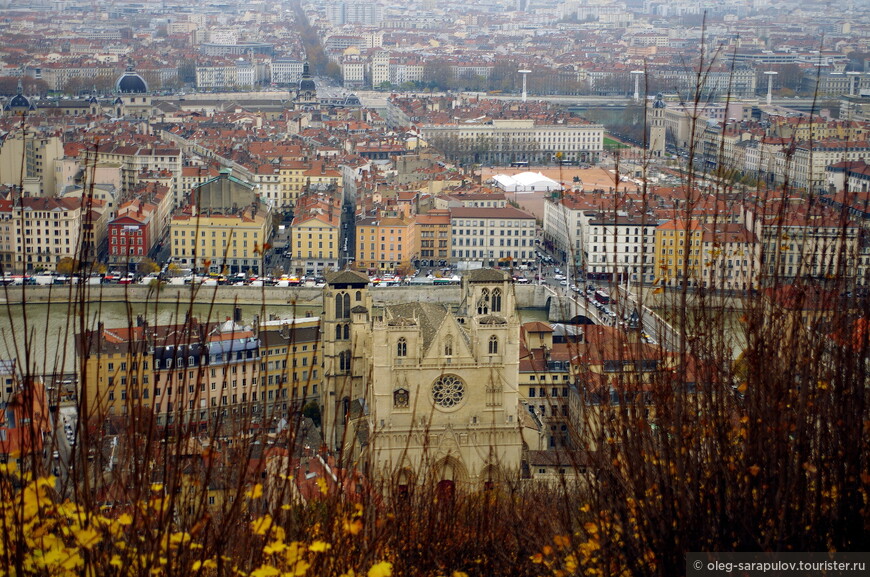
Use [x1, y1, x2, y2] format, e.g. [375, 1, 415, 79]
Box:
[320, 269, 523, 491]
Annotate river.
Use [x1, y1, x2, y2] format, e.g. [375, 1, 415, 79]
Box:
[0, 300, 548, 376]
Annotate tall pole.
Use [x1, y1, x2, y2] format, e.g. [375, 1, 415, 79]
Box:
[518, 69, 531, 103]
[764, 71, 778, 106]
[630, 70, 644, 103]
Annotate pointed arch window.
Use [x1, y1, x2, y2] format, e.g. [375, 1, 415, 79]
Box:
[444, 335, 453, 357]
[477, 288, 490, 315]
[396, 337, 407, 357]
[335, 292, 351, 319]
[491, 288, 502, 312]
[488, 335, 499, 355]
[339, 350, 351, 372]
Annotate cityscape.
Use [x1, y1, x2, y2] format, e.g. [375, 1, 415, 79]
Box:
[0, 0, 868, 576]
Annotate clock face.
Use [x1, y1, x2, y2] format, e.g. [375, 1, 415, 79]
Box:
[431, 374, 465, 409]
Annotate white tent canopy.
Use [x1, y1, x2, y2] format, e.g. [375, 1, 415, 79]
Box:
[491, 171, 563, 193]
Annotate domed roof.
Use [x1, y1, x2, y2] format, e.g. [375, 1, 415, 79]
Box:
[116, 70, 148, 94]
[6, 93, 31, 110]
[652, 93, 666, 109]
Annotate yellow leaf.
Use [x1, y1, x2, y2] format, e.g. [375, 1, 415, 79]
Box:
[170, 532, 192, 547]
[247, 484, 264, 499]
[309, 541, 331, 553]
[251, 515, 273, 536]
[150, 483, 164, 492]
[74, 527, 102, 550]
[251, 565, 281, 577]
[344, 519, 363, 535]
[452, 573, 469, 577]
[553, 534, 570, 549]
[653, 287, 664, 294]
[316, 477, 328, 495]
[737, 383, 748, 393]
[368, 561, 393, 577]
[292, 560, 311, 576]
[264, 541, 287, 555]
[110, 555, 123, 568]
[583, 522, 598, 535]
[117, 513, 133, 526]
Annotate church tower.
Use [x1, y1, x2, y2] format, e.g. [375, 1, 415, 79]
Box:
[294, 61, 318, 110]
[648, 93, 667, 158]
[320, 269, 372, 451]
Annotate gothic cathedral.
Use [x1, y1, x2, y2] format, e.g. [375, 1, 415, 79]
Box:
[320, 269, 523, 492]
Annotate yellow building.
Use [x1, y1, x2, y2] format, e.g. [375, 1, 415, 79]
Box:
[654, 219, 704, 287]
[258, 317, 322, 411]
[290, 195, 341, 276]
[354, 215, 414, 274]
[76, 325, 157, 424]
[171, 206, 270, 276]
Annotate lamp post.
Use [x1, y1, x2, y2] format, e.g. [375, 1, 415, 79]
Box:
[630, 70, 644, 103]
[764, 71, 778, 106]
[518, 69, 531, 102]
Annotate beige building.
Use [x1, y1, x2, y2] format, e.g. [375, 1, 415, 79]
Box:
[0, 196, 84, 272]
[0, 132, 64, 195]
[171, 205, 270, 276]
[290, 195, 341, 276]
[320, 269, 523, 491]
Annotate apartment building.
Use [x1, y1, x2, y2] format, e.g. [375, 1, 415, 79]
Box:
[450, 206, 536, 269]
[355, 214, 414, 273]
[654, 219, 705, 287]
[583, 211, 658, 284]
[258, 317, 322, 411]
[518, 322, 579, 450]
[108, 206, 152, 267]
[412, 209, 450, 267]
[0, 133, 64, 195]
[278, 160, 342, 209]
[744, 200, 862, 286]
[289, 194, 342, 276]
[78, 319, 265, 428]
[85, 145, 182, 206]
[170, 206, 270, 276]
[421, 118, 604, 165]
[0, 196, 83, 272]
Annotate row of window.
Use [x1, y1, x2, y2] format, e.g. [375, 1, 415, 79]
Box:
[395, 335, 499, 356]
[528, 387, 570, 398]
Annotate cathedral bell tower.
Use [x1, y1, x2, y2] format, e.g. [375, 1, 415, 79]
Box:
[320, 270, 371, 451]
